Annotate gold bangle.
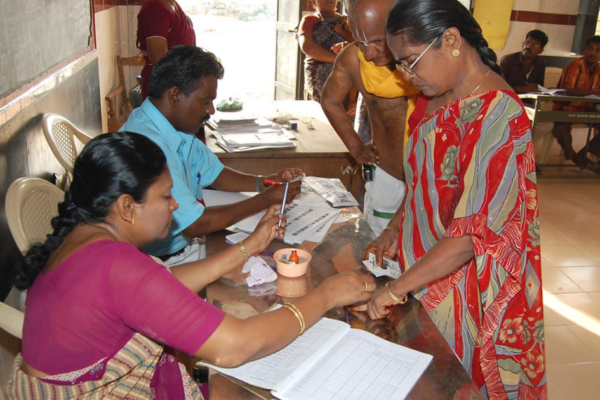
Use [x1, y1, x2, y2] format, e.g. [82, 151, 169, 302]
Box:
[385, 282, 408, 304]
[239, 241, 249, 262]
[282, 303, 305, 335]
[381, 226, 399, 234]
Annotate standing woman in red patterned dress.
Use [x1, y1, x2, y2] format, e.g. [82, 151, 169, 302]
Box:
[363, 0, 546, 398]
[137, 0, 196, 101]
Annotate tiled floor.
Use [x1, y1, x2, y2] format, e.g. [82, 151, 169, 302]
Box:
[537, 176, 600, 399]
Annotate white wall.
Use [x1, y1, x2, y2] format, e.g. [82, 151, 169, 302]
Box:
[496, 0, 580, 58]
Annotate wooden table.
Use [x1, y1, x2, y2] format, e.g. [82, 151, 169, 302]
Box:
[204, 208, 484, 400]
[520, 93, 600, 171]
[206, 100, 361, 199]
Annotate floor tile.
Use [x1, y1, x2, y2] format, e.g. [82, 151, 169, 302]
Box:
[543, 305, 566, 327]
[541, 245, 597, 267]
[552, 292, 600, 321]
[542, 268, 584, 294]
[544, 326, 598, 365]
[540, 224, 571, 247]
[546, 382, 565, 400]
[560, 267, 600, 292]
[547, 363, 600, 400]
[565, 324, 600, 361]
[549, 225, 600, 247]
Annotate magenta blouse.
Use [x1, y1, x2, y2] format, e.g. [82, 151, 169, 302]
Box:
[22, 240, 225, 375]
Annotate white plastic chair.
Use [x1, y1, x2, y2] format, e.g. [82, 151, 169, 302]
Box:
[41, 113, 94, 176]
[0, 301, 24, 340]
[5, 177, 65, 254]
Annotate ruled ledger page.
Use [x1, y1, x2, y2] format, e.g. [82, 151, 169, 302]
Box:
[202, 318, 432, 400]
[276, 328, 433, 400]
[203, 318, 349, 392]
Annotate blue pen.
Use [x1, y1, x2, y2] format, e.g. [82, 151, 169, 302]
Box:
[278, 181, 289, 228]
[197, 172, 201, 185]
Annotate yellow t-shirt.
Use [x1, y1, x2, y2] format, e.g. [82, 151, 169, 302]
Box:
[357, 48, 419, 143]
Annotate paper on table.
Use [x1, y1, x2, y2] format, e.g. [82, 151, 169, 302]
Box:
[303, 177, 359, 207]
[363, 252, 401, 279]
[203, 318, 433, 400]
[203, 189, 255, 206]
[221, 132, 294, 148]
[536, 85, 566, 95]
[233, 201, 340, 245]
[226, 231, 250, 244]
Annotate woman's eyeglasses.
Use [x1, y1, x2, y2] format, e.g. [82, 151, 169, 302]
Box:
[395, 38, 438, 76]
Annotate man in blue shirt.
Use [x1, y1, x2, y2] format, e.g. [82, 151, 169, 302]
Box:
[122, 46, 301, 265]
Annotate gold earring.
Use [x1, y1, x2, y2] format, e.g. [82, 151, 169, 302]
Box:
[452, 49, 460, 57]
[131, 215, 135, 225]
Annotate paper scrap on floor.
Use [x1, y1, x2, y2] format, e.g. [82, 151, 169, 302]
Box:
[303, 176, 358, 207]
[363, 252, 401, 279]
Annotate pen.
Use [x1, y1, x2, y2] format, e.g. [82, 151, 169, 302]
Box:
[263, 179, 284, 186]
[278, 181, 289, 228]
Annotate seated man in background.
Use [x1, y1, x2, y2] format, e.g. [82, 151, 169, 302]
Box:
[321, 0, 418, 239]
[122, 45, 302, 265]
[500, 29, 548, 93]
[552, 35, 600, 169]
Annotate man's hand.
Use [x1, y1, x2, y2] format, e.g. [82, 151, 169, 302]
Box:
[272, 168, 304, 182]
[262, 180, 302, 205]
[350, 142, 380, 165]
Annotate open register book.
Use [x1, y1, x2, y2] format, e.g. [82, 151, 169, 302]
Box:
[199, 317, 433, 400]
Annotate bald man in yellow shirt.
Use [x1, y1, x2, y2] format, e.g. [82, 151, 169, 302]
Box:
[321, 0, 418, 238]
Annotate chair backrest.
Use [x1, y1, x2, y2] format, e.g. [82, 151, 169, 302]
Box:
[0, 301, 24, 340]
[545, 67, 563, 89]
[5, 177, 65, 254]
[41, 113, 93, 174]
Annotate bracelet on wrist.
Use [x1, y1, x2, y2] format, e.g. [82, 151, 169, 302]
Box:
[381, 226, 399, 234]
[385, 282, 408, 304]
[282, 303, 305, 335]
[255, 175, 263, 193]
[239, 240, 249, 262]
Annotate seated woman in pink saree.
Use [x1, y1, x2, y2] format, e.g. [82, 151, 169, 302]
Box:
[363, 1, 546, 399]
[3, 132, 374, 400]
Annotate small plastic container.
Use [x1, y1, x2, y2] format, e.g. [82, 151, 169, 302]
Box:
[274, 248, 311, 278]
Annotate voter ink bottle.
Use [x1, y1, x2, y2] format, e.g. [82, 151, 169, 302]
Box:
[289, 250, 299, 265]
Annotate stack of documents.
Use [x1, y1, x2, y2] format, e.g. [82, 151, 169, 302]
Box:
[206, 110, 296, 153]
[219, 131, 295, 150]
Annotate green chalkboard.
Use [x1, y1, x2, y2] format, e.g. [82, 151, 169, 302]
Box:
[0, 0, 93, 98]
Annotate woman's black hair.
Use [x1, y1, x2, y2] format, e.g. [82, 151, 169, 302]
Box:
[386, 0, 501, 75]
[15, 132, 167, 290]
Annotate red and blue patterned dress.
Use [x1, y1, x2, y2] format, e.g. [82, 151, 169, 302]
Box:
[400, 90, 546, 399]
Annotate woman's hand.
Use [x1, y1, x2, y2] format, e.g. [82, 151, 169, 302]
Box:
[366, 286, 398, 320]
[317, 271, 375, 309]
[364, 229, 398, 266]
[245, 205, 285, 256]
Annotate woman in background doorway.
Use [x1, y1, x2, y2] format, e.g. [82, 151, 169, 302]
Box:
[137, 0, 196, 101]
[298, 0, 354, 105]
